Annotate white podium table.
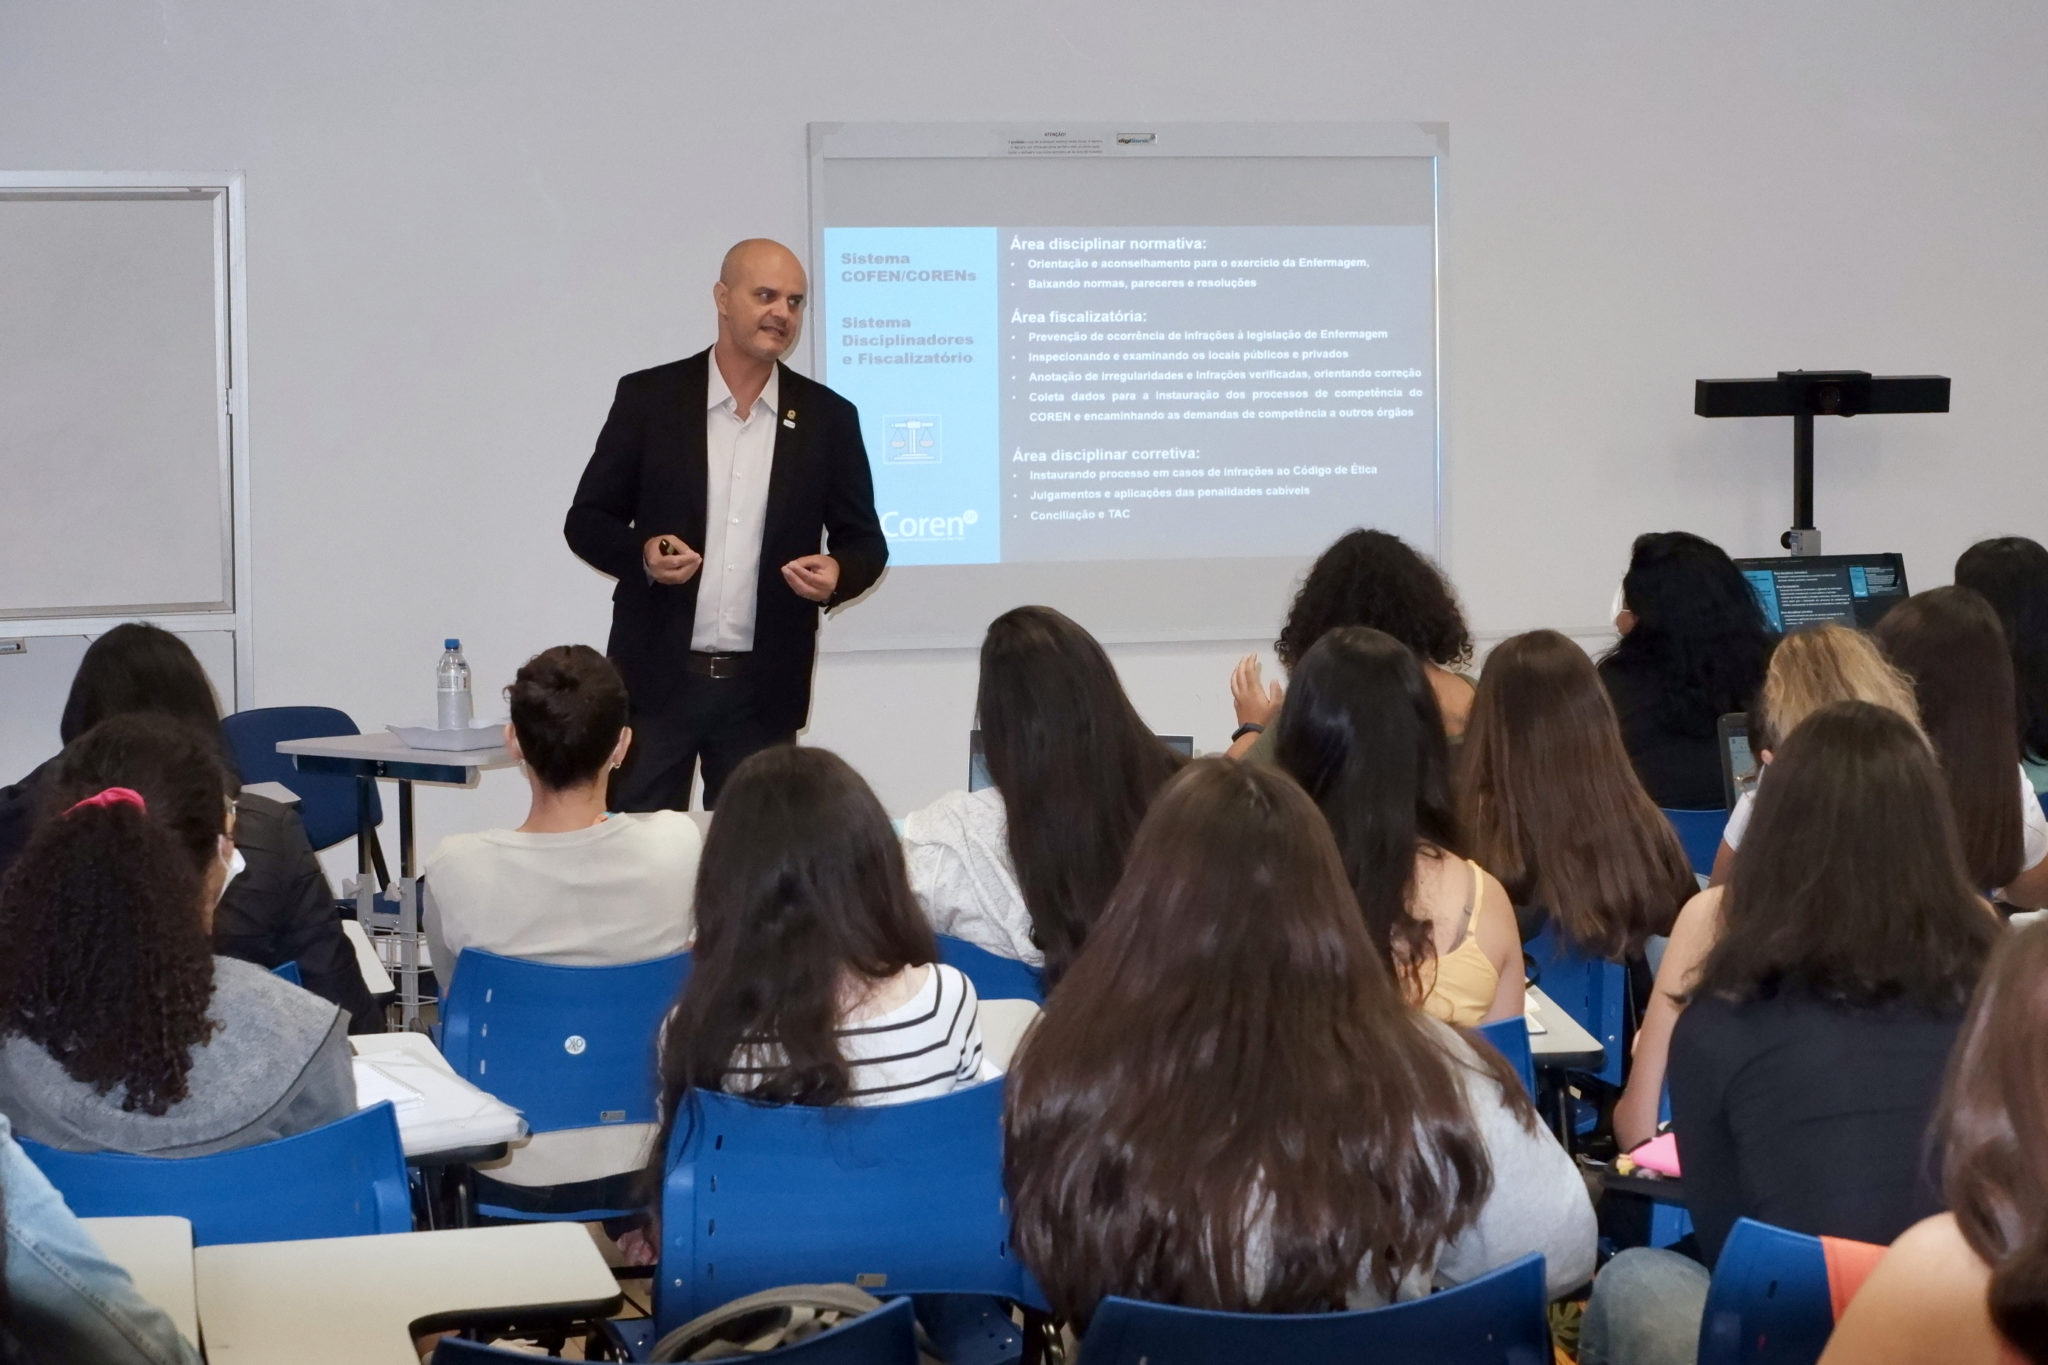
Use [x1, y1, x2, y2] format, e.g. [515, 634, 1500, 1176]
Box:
[277, 733, 514, 1028]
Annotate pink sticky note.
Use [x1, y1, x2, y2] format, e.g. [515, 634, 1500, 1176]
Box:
[1630, 1132, 1682, 1178]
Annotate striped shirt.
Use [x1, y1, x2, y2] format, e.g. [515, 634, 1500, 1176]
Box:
[727, 963, 987, 1106]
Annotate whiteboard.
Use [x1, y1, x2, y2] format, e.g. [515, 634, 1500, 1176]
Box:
[0, 188, 233, 618]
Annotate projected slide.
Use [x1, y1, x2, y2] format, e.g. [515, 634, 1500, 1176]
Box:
[823, 224, 1436, 567]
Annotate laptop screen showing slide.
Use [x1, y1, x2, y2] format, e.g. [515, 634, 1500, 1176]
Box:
[968, 731, 1195, 793]
[1733, 553, 1909, 633]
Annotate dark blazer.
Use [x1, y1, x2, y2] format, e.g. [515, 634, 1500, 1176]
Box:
[563, 349, 887, 733]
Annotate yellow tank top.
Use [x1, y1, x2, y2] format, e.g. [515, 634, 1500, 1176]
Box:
[1417, 859, 1499, 1028]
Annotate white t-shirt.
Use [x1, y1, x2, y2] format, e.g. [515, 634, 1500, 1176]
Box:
[726, 962, 988, 1105]
[1724, 763, 2048, 872]
[423, 811, 701, 973]
[901, 787, 1042, 967]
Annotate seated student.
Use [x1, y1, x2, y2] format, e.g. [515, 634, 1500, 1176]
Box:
[1597, 531, 1775, 810]
[0, 622, 375, 1030]
[1955, 535, 2048, 795]
[1227, 528, 1476, 755]
[0, 715, 356, 1155]
[1817, 923, 2048, 1365]
[1619, 625, 1923, 1148]
[654, 744, 984, 1118]
[1, 1111, 201, 1364]
[900, 606, 1185, 981]
[1004, 758, 1595, 1329]
[1876, 587, 2048, 907]
[1705, 623, 1922, 883]
[1457, 629, 1695, 955]
[424, 645, 700, 973]
[1270, 627, 1523, 1026]
[1581, 702, 1999, 1365]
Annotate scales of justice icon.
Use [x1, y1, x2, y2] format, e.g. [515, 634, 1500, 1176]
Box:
[885, 415, 942, 463]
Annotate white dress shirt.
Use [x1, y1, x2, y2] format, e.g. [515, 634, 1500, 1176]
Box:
[692, 360, 780, 653]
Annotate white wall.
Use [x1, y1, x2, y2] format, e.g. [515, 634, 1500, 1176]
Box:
[4, 1, 2044, 850]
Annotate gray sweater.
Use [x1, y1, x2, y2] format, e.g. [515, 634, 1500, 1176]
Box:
[0, 956, 356, 1156]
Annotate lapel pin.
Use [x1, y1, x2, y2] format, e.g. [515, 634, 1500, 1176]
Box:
[783, 409, 797, 429]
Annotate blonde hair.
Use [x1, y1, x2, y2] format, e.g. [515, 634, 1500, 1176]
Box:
[1758, 625, 1921, 750]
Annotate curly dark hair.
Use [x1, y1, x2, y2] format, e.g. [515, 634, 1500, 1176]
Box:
[0, 715, 224, 1115]
[1275, 530, 1471, 673]
[1601, 530, 1774, 738]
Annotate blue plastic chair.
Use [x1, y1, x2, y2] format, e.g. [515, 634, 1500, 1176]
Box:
[1524, 924, 1627, 1088]
[1076, 1252, 1551, 1365]
[656, 1079, 1029, 1336]
[270, 960, 304, 987]
[592, 1297, 923, 1365]
[936, 935, 1046, 1003]
[1662, 807, 1730, 879]
[19, 1102, 411, 1246]
[221, 705, 383, 855]
[439, 949, 691, 1220]
[1697, 1218, 1833, 1365]
[1476, 1017, 1537, 1099]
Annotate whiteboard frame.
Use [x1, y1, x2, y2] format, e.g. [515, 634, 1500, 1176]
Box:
[0, 172, 253, 707]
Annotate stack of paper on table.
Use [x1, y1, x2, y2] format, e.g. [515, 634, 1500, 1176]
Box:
[349, 1036, 526, 1156]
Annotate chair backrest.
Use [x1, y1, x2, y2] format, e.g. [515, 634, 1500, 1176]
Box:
[439, 949, 691, 1135]
[1697, 1218, 1834, 1365]
[1662, 807, 1731, 879]
[1476, 1017, 1537, 1099]
[935, 935, 1045, 1004]
[221, 705, 381, 851]
[656, 1080, 1025, 1334]
[19, 1102, 412, 1246]
[1524, 924, 1627, 1086]
[270, 960, 303, 987]
[1077, 1253, 1551, 1365]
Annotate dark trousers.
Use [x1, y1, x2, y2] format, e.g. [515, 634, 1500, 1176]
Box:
[610, 669, 792, 811]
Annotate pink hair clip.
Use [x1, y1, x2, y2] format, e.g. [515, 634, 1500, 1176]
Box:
[63, 787, 148, 817]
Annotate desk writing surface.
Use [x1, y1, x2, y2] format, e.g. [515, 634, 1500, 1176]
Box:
[239, 780, 300, 808]
[80, 1216, 199, 1347]
[194, 1223, 621, 1364]
[1525, 986, 1605, 1066]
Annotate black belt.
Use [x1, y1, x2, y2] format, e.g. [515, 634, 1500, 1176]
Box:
[683, 651, 749, 680]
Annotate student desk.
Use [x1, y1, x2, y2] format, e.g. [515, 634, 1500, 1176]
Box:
[194, 1223, 622, 1363]
[1526, 985, 1606, 1071]
[81, 1216, 199, 1347]
[276, 733, 515, 1029]
[239, 780, 301, 808]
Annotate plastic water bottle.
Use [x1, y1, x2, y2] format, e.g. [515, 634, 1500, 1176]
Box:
[435, 639, 473, 730]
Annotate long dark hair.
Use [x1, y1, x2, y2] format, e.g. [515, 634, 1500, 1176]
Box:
[1955, 536, 2048, 767]
[1693, 701, 1996, 1010]
[506, 645, 629, 790]
[59, 622, 224, 747]
[1275, 529, 1471, 672]
[1459, 630, 1694, 959]
[976, 606, 1186, 985]
[1936, 923, 2048, 1365]
[1005, 759, 1531, 1328]
[1602, 531, 1773, 739]
[650, 746, 934, 1161]
[1271, 626, 1460, 999]
[1875, 586, 2025, 893]
[0, 715, 227, 1115]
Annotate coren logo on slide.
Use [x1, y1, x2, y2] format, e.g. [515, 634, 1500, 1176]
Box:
[883, 509, 979, 542]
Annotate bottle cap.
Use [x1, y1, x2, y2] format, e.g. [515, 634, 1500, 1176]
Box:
[445, 638, 460, 650]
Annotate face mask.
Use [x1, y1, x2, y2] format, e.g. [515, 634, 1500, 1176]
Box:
[216, 841, 246, 908]
[1611, 582, 1628, 624]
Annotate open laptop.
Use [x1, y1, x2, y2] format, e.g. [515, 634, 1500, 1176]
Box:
[1718, 712, 1760, 812]
[1733, 552, 1909, 633]
[968, 730, 1195, 792]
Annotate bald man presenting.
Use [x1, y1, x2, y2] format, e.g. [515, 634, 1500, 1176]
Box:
[565, 240, 887, 809]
